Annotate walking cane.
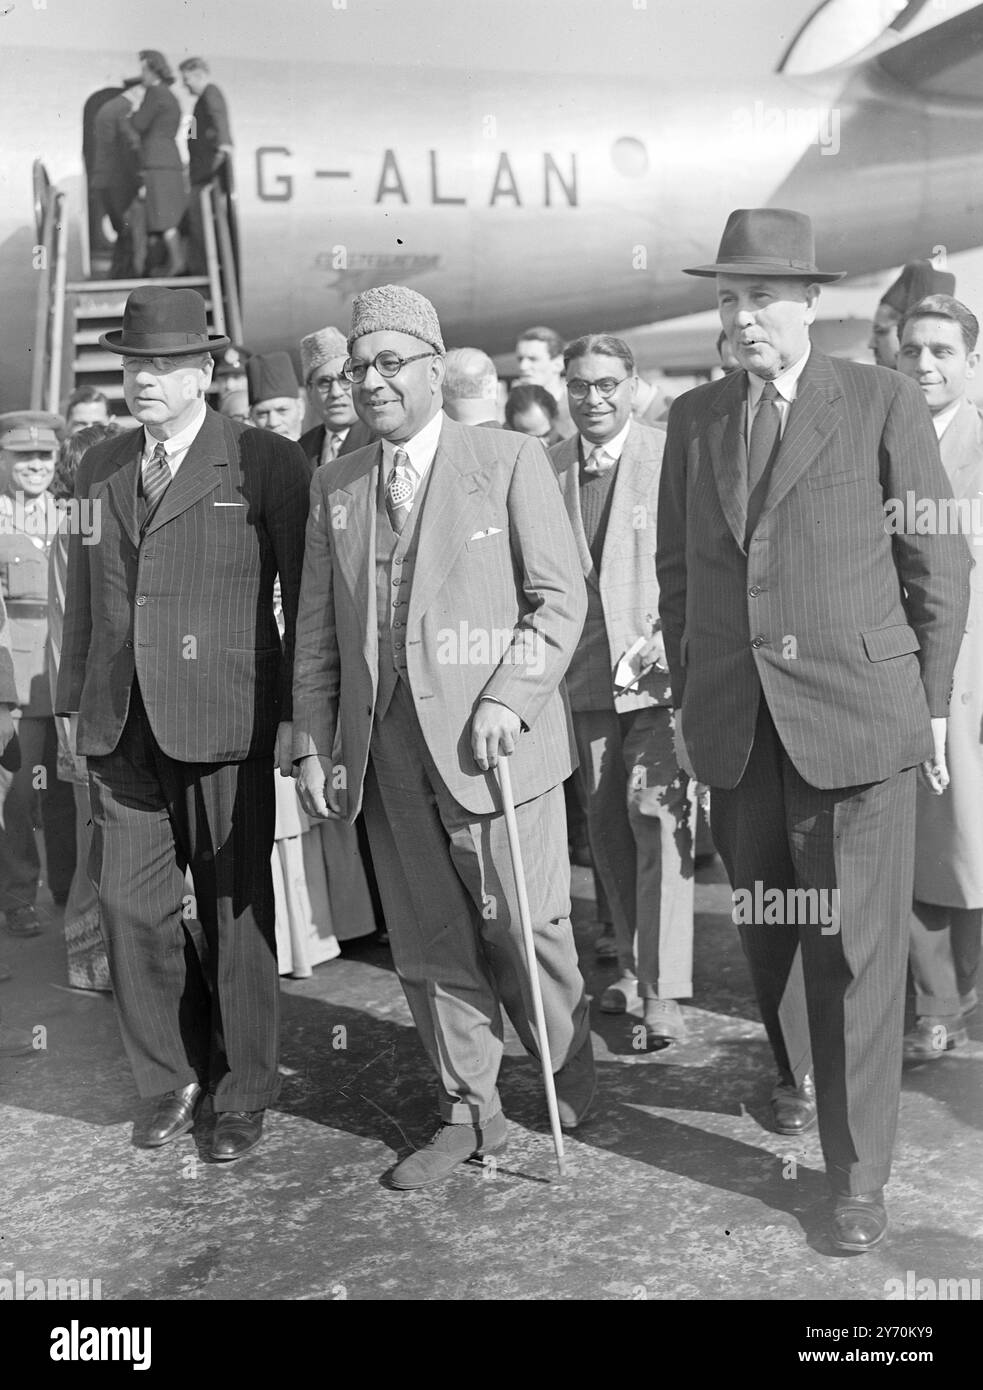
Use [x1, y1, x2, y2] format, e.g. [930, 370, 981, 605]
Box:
[496, 755, 567, 1177]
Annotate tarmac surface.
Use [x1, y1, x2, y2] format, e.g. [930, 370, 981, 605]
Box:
[2, 859, 981, 1302]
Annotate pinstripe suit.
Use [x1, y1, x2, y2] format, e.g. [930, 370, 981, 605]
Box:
[657, 348, 970, 1194]
[57, 408, 311, 1108]
[552, 422, 695, 997]
[292, 417, 590, 1123]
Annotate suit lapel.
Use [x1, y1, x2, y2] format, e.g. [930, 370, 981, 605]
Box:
[103, 432, 142, 550]
[409, 418, 493, 624]
[143, 408, 226, 535]
[707, 371, 749, 552]
[330, 444, 379, 671]
[553, 436, 596, 582]
[599, 422, 658, 578]
[939, 398, 983, 498]
[755, 349, 842, 524]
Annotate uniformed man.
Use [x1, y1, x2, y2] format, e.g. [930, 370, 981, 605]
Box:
[0, 412, 76, 936]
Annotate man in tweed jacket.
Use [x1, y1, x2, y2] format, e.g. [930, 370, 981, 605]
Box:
[552, 333, 695, 1053]
[293, 285, 592, 1189]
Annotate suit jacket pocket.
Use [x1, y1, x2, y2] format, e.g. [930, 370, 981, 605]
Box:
[807, 470, 864, 491]
[861, 624, 921, 661]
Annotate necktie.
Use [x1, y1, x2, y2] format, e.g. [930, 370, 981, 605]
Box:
[745, 381, 781, 539]
[386, 447, 415, 535]
[584, 446, 613, 475]
[326, 432, 342, 462]
[747, 381, 781, 492]
[142, 442, 171, 515]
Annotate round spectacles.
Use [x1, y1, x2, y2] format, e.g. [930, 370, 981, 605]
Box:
[567, 377, 629, 401]
[343, 351, 435, 384]
[312, 374, 352, 395]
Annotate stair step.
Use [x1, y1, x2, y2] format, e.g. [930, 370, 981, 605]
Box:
[75, 299, 213, 320]
[66, 276, 210, 293]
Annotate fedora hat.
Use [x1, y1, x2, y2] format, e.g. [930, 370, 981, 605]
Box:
[684, 208, 845, 282]
[100, 286, 230, 356]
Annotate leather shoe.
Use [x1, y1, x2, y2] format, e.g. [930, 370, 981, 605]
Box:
[643, 997, 687, 1050]
[831, 1189, 887, 1252]
[3, 905, 41, 938]
[770, 1074, 817, 1135]
[390, 1112, 508, 1189]
[132, 1082, 202, 1148]
[211, 1109, 265, 1161]
[600, 974, 640, 1013]
[594, 926, 619, 960]
[903, 1014, 967, 1062]
[555, 1033, 596, 1131]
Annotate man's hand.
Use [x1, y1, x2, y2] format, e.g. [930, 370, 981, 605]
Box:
[0, 706, 14, 756]
[920, 716, 949, 795]
[296, 754, 343, 819]
[274, 721, 293, 777]
[471, 699, 522, 771]
[637, 628, 668, 673]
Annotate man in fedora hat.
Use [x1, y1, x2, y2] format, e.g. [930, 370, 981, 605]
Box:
[57, 286, 311, 1160]
[298, 326, 375, 472]
[247, 351, 306, 443]
[657, 208, 970, 1250]
[292, 285, 593, 1189]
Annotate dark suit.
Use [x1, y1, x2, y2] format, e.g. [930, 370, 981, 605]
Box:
[129, 84, 186, 234]
[298, 419, 376, 473]
[657, 349, 970, 1194]
[57, 408, 311, 1109]
[187, 83, 232, 188]
[91, 93, 143, 278]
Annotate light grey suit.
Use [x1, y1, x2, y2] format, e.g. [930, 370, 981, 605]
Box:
[293, 416, 590, 1123]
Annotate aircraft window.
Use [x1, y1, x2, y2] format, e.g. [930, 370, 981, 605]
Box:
[611, 137, 648, 178]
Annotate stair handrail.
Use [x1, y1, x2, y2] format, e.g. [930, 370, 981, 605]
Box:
[47, 191, 69, 412]
[29, 174, 58, 410]
[209, 174, 244, 346]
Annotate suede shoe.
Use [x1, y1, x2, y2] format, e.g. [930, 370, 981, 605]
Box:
[903, 1015, 967, 1063]
[390, 1112, 508, 1190]
[600, 974, 640, 1014]
[3, 905, 41, 938]
[643, 998, 688, 1050]
[132, 1082, 203, 1148]
[555, 1034, 596, 1131]
[211, 1109, 265, 1161]
[770, 1074, 817, 1135]
[831, 1189, 887, 1252]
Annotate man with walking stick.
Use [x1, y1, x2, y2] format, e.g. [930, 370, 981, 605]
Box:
[292, 285, 592, 1188]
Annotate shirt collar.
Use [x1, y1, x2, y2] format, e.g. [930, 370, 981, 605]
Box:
[143, 401, 207, 461]
[382, 409, 444, 478]
[747, 346, 812, 409]
[932, 397, 963, 440]
[579, 417, 632, 465]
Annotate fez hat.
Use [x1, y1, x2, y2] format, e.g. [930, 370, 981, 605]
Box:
[100, 286, 230, 356]
[880, 260, 956, 315]
[0, 411, 64, 453]
[247, 351, 301, 405]
[684, 208, 845, 282]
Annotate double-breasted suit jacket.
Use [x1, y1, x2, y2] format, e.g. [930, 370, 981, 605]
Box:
[292, 416, 587, 818]
[657, 349, 971, 790]
[57, 408, 312, 762]
[551, 420, 672, 714]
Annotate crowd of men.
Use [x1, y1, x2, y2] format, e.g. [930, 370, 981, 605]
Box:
[1, 204, 980, 1255]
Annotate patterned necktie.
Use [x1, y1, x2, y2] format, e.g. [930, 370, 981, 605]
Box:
[583, 445, 614, 475]
[142, 442, 171, 514]
[327, 432, 342, 462]
[386, 447, 415, 535]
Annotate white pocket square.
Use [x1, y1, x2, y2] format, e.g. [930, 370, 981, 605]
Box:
[214, 502, 245, 507]
[469, 527, 502, 541]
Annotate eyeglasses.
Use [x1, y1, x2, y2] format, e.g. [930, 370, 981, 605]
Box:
[343, 351, 435, 384]
[311, 374, 353, 396]
[567, 377, 630, 401]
